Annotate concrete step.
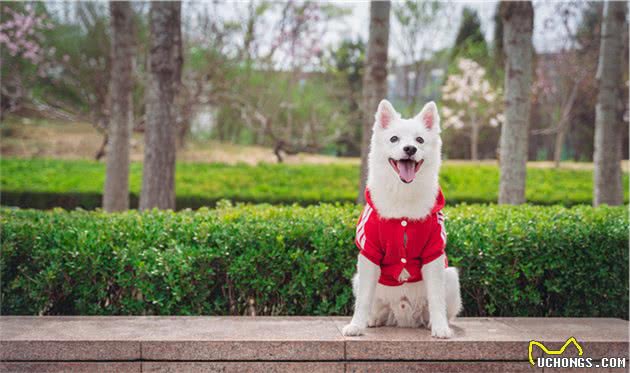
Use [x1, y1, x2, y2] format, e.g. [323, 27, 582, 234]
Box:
[1, 317, 628, 372]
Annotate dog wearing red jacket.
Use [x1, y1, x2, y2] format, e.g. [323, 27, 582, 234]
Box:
[342, 100, 462, 338]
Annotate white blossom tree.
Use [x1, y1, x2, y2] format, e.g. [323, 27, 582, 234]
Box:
[441, 58, 503, 160]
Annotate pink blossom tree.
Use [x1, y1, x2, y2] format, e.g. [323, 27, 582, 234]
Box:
[0, 4, 55, 116]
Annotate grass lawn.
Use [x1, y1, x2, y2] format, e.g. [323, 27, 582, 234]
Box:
[1, 157, 627, 209]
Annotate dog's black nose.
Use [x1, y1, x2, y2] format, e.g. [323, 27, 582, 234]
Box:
[403, 146, 417, 156]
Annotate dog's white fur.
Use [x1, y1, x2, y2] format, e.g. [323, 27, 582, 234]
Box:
[342, 100, 462, 338]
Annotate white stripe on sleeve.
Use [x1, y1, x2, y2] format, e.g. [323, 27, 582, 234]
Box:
[355, 206, 373, 249]
[437, 211, 447, 246]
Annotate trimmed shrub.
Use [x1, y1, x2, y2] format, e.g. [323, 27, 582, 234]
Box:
[2, 158, 628, 209]
[1, 203, 627, 318]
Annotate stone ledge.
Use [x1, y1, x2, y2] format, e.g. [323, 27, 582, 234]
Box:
[1, 317, 627, 367]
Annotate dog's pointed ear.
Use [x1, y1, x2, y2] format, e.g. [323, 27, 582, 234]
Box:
[375, 99, 398, 129]
[416, 101, 440, 132]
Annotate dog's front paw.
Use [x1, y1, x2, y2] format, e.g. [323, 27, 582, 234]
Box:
[431, 323, 453, 339]
[342, 323, 364, 336]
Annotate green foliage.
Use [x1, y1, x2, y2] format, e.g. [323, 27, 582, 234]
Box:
[324, 38, 365, 156]
[181, 2, 353, 152]
[1, 204, 627, 318]
[326, 39, 365, 86]
[492, 3, 504, 72]
[448, 7, 503, 85]
[1, 3, 56, 113]
[1, 158, 629, 209]
[3, 2, 113, 120]
[202, 56, 348, 150]
[393, 0, 443, 30]
[454, 7, 486, 47]
[451, 7, 488, 63]
[44, 13, 111, 115]
[445, 204, 628, 318]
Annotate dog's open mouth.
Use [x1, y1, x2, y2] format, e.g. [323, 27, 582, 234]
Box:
[389, 158, 424, 183]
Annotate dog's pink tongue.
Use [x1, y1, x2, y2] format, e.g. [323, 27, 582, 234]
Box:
[398, 161, 416, 183]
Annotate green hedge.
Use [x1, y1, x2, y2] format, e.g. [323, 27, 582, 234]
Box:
[2, 158, 628, 208]
[1, 203, 627, 318]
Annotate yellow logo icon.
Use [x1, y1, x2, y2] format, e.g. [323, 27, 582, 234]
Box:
[528, 337, 583, 366]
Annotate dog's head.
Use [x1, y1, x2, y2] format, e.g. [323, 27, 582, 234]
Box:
[369, 99, 441, 184]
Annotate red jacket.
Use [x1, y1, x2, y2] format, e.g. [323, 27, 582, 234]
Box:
[355, 188, 447, 286]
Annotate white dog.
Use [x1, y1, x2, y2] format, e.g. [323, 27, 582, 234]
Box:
[342, 100, 462, 338]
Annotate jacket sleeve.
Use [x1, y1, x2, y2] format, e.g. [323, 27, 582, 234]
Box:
[421, 211, 447, 265]
[355, 205, 383, 265]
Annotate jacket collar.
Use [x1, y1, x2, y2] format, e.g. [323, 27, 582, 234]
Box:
[364, 187, 445, 218]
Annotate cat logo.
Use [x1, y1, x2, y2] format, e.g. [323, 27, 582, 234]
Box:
[528, 337, 583, 366]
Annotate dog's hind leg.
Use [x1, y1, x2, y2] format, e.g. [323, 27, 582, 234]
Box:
[367, 298, 389, 328]
[386, 309, 397, 326]
[445, 267, 462, 321]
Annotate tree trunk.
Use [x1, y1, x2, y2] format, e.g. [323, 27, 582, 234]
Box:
[498, 1, 534, 205]
[553, 123, 567, 168]
[471, 120, 479, 161]
[593, 1, 626, 206]
[103, 1, 134, 212]
[358, 0, 391, 204]
[140, 1, 182, 210]
[553, 80, 580, 168]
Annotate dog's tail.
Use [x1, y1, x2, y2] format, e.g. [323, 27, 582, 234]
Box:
[445, 267, 463, 320]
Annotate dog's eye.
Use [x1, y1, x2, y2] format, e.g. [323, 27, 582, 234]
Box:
[390, 136, 399, 143]
[416, 137, 424, 144]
